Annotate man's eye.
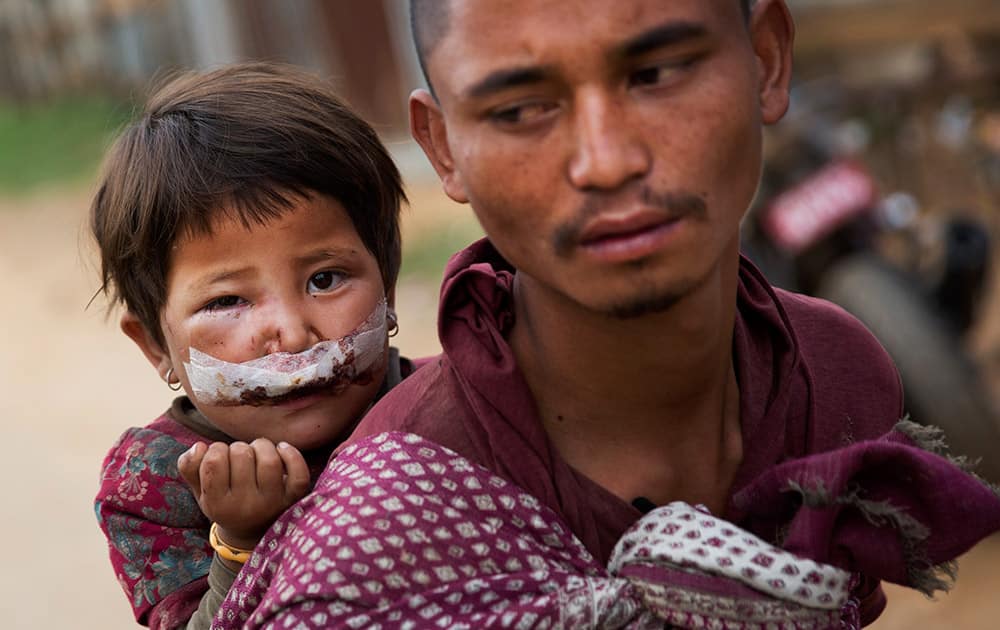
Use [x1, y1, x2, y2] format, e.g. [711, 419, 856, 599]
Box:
[307, 270, 344, 294]
[628, 61, 690, 89]
[490, 101, 557, 126]
[202, 295, 246, 311]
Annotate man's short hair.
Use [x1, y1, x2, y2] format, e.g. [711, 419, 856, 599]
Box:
[91, 62, 405, 347]
[410, 0, 754, 92]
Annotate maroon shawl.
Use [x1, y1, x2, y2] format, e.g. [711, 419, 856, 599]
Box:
[348, 239, 912, 620]
[212, 239, 1000, 627]
[213, 430, 1000, 628]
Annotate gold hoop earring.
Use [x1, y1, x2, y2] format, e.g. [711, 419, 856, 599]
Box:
[165, 367, 182, 391]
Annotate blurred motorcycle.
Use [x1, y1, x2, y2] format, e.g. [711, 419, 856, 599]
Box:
[742, 86, 1000, 481]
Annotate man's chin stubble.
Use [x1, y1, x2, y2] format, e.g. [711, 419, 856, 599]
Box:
[599, 270, 708, 320]
[604, 289, 684, 319]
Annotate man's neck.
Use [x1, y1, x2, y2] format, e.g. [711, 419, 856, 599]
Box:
[508, 254, 743, 512]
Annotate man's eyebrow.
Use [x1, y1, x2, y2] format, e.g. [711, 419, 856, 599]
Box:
[462, 22, 709, 99]
[617, 21, 709, 58]
[464, 66, 554, 100]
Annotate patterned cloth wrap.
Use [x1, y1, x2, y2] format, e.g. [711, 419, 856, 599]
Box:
[606, 503, 853, 629]
[216, 433, 872, 629]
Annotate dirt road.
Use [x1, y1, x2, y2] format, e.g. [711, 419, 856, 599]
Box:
[1, 182, 996, 629]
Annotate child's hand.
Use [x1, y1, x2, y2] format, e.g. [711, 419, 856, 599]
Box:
[177, 439, 310, 551]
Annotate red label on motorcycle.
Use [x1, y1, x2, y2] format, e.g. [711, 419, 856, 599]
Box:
[762, 160, 877, 255]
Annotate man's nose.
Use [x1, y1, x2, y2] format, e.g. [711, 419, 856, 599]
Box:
[258, 303, 318, 355]
[567, 91, 650, 191]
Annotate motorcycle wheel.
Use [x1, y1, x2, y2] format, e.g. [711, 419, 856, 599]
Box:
[815, 253, 1000, 483]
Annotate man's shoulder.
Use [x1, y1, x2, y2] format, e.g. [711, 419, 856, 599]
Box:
[772, 286, 904, 442]
[773, 286, 896, 371]
[362, 356, 463, 425]
[346, 357, 477, 456]
[739, 257, 897, 379]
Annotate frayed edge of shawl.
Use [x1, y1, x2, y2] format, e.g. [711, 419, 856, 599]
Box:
[894, 418, 1000, 499]
[785, 479, 957, 598]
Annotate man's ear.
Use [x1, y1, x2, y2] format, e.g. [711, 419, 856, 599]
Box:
[120, 311, 172, 381]
[750, 0, 795, 125]
[409, 89, 469, 204]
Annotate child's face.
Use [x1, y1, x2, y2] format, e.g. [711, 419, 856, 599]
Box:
[130, 193, 388, 450]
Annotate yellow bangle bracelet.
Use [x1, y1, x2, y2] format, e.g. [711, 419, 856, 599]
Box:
[209, 522, 255, 564]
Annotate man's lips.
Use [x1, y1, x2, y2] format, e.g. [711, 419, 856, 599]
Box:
[578, 209, 675, 245]
[576, 209, 685, 262]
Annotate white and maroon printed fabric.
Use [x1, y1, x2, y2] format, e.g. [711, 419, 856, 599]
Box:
[214, 433, 854, 629]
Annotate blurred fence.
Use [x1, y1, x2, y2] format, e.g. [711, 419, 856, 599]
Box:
[0, 0, 422, 136]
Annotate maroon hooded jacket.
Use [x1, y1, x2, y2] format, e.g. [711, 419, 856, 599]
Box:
[344, 239, 999, 624]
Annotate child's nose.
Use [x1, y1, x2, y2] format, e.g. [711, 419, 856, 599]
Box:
[259, 305, 318, 356]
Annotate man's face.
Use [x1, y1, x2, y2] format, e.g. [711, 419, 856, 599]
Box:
[417, 0, 789, 316]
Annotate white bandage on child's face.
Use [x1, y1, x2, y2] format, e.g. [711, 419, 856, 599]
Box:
[183, 299, 389, 406]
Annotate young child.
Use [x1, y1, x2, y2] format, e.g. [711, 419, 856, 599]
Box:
[92, 62, 411, 629]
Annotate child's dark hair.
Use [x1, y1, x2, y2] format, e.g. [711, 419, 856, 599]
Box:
[91, 62, 405, 347]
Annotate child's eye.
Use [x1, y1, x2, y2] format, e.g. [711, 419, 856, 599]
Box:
[202, 295, 247, 311]
[307, 270, 345, 294]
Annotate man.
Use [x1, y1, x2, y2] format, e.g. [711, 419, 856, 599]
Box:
[213, 2, 1000, 628]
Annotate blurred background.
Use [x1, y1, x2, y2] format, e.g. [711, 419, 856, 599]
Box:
[0, 0, 997, 627]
